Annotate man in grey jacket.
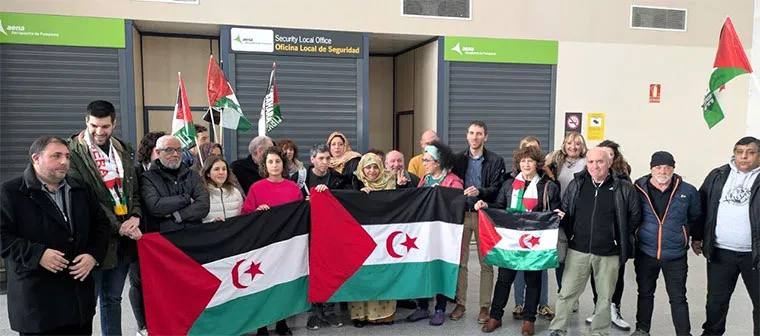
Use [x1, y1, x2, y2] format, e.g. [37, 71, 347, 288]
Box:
[140, 135, 209, 233]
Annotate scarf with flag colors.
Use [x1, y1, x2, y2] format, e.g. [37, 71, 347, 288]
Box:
[172, 72, 197, 149]
[206, 55, 252, 131]
[702, 17, 753, 128]
[258, 62, 282, 136]
[138, 201, 310, 336]
[308, 187, 464, 303]
[509, 173, 540, 212]
[478, 208, 560, 271]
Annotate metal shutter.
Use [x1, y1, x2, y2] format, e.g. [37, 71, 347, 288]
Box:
[447, 62, 555, 168]
[233, 54, 358, 162]
[0, 44, 121, 182]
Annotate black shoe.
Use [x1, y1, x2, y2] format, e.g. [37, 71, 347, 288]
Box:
[352, 319, 366, 328]
[274, 326, 292, 336]
[397, 299, 418, 309]
[255, 327, 269, 336]
[306, 313, 321, 330]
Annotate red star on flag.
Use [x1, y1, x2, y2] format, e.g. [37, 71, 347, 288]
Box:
[401, 234, 419, 252]
[245, 261, 264, 281]
[528, 236, 540, 247]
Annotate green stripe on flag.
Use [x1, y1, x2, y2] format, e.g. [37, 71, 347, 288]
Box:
[709, 67, 749, 91]
[188, 276, 310, 335]
[328, 260, 459, 302]
[483, 249, 558, 271]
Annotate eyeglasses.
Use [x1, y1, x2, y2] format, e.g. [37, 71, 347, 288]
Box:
[160, 147, 182, 154]
[422, 158, 437, 163]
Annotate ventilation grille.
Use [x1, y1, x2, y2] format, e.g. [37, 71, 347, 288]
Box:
[403, 0, 470, 19]
[631, 6, 687, 31]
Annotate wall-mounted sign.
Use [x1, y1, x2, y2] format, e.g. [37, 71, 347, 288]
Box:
[565, 112, 583, 134]
[0, 12, 125, 48]
[586, 112, 606, 141]
[444, 36, 558, 64]
[231, 27, 363, 58]
[649, 83, 661, 103]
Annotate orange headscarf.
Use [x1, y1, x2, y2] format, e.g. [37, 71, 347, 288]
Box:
[326, 131, 361, 173]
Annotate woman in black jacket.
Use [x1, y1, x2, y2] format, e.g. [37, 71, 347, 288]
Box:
[475, 146, 561, 335]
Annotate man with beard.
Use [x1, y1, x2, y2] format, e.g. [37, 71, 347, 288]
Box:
[630, 151, 701, 336]
[140, 135, 209, 233]
[232, 136, 274, 193]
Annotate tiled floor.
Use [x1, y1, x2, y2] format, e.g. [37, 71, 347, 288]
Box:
[1, 246, 754, 335]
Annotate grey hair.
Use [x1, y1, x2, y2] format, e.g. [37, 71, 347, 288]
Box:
[155, 135, 179, 150]
[248, 136, 272, 155]
[310, 144, 330, 158]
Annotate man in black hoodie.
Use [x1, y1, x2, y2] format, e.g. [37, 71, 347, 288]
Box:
[548, 147, 641, 336]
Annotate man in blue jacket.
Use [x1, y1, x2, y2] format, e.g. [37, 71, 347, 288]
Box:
[631, 151, 701, 336]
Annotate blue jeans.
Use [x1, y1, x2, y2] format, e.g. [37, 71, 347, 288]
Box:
[93, 262, 130, 336]
[514, 270, 548, 306]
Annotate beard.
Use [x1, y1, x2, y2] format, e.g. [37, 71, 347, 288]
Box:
[160, 158, 181, 169]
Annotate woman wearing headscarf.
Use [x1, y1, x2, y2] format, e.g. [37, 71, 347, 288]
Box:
[347, 152, 397, 327]
[326, 131, 362, 179]
[474, 146, 561, 335]
[405, 141, 464, 327]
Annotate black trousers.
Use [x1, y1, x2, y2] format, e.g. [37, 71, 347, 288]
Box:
[19, 323, 92, 335]
[128, 261, 147, 330]
[490, 267, 541, 322]
[590, 260, 625, 306]
[702, 247, 759, 336]
[634, 252, 690, 335]
[418, 294, 449, 312]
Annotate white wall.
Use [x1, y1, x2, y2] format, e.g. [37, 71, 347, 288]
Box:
[369, 57, 393, 152]
[555, 41, 749, 183]
[747, 0, 760, 135]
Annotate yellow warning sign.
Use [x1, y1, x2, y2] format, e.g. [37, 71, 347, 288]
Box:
[586, 112, 606, 141]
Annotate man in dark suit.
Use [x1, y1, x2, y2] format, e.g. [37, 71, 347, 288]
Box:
[0, 136, 110, 335]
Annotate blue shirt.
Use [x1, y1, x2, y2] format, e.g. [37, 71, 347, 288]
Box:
[465, 154, 483, 210]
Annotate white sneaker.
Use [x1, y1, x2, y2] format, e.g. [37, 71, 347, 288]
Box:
[585, 315, 593, 324]
[136, 329, 148, 336]
[611, 303, 631, 330]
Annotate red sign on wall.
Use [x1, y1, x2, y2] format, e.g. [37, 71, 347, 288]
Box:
[649, 84, 661, 103]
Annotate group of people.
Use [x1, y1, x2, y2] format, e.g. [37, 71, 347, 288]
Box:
[0, 100, 758, 336]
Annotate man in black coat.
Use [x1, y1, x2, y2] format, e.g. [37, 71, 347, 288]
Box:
[140, 135, 210, 233]
[0, 136, 110, 335]
[231, 136, 274, 193]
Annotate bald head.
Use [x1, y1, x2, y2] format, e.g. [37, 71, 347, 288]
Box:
[385, 150, 405, 172]
[419, 130, 439, 150]
[586, 147, 612, 182]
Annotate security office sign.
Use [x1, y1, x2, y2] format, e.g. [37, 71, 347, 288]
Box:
[231, 27, 362, 58]
[0, 12, 125, 48]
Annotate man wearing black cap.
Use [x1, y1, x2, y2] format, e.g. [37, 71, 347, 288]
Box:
[630, 151, 701, 336]
[693, 136, 760, 336]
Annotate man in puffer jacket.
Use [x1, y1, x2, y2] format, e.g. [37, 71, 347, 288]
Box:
[631, 151, 701, 336]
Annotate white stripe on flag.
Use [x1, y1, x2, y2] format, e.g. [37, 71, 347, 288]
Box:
[362, 221, 462, 266]
[494, 227, 558, 252]
[203, 234, 309, 308]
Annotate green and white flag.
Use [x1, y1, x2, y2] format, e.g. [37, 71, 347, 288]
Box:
[478, 208, 560, 271]
[257, 62, 282, 136]
[207, 55, 252, 131]
[702, 17, 753, 128]
[172, 72, 196, 149]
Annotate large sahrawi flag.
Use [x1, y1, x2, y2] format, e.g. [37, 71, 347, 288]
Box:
[138, 201, 310, 335]
[308, 187, 464, 303]
[478, 208, 560, 271]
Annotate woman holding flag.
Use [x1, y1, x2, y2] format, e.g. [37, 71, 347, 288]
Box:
[474, 146, 561, 335]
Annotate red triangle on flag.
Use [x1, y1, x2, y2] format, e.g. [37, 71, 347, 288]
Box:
[713, 17, 753, 73]
[308, 189, 377, 303]
[207, 55, 234, 106]
[139, 233, 221, 335]
[175, 74, 193, 121]
[477, 210, 502, 258]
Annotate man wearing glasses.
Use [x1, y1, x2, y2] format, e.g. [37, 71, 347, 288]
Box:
[140, 135, 209, 233]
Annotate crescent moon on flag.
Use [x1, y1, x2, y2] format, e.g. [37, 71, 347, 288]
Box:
[231, 259, 248, 289]
[518, 234, 531, 249]
[386, 231, 404, 258]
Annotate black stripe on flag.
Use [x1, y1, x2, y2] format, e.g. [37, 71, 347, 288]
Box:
[482, 208, 560, 231]
[330, 187, 464, 225]
[161, 200, 309, 264]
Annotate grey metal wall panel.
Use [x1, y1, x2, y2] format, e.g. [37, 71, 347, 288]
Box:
[0, 44, 121, 182]
[234, 54, 358, 162]
[447, 62, 554, 169]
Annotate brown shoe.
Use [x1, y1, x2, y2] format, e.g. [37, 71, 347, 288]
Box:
[477, 307, 489, 324]
[449, 304, 466, 320]
[481, 318, 502, 333]
[521, 321, 535, 336]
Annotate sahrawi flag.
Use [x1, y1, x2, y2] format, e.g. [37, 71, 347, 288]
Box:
[702, 17, 753, 128]
[207, 55, 252, 131]
[478, 208, 560, 271]
[172, 72, 197, 149]
[138, 201, 310, 335]
[257, 62, 282, 136]
[309, 187, 464, 302]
